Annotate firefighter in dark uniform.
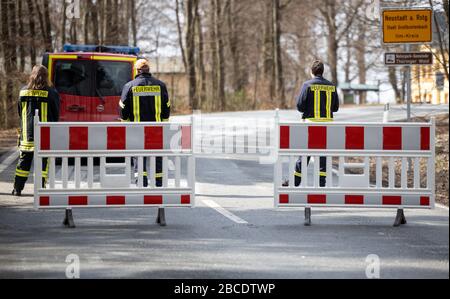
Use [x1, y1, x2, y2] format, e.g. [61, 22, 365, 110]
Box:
[12, 65, 60, 196]
[293, 60, 339, 187]
[119, 59, 171, 187]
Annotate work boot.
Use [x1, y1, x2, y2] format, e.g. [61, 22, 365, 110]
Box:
[135, 177, 149, 187]
[12, 189, 22, 197]
[282, 176, 303, 187]
[143, 176, 148, 188]
[156, 178, 163, 188]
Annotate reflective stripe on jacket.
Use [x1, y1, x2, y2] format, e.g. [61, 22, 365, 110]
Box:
[18, 87, 60, 151]
[296, 76, 339, 122]
[119, 73, 171, 122]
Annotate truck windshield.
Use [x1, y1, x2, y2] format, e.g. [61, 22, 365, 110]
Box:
[54, 60, 92, 96]
[54, 60, 133, 97]
[96, 61, 132, 97]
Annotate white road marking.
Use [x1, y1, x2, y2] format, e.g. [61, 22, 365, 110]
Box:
[202, 199, 248, 224]
[0, 148, 17, 174]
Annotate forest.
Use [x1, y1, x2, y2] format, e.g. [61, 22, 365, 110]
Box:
[0, 0, 448, 128]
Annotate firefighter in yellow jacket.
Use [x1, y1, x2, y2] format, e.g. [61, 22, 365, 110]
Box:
[288, 60, 339, 187]
[13, 65, 60, 196]
[119, 59, 171, 187]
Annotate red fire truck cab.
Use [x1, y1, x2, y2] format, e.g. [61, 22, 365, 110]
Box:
[43, 45, 141, 122]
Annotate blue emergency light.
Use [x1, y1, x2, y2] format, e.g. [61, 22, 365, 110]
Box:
[63, 44, 141, 56]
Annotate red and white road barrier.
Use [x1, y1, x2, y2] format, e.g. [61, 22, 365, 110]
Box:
[33, 113, 195, 227]
[274, 112, 436, 225]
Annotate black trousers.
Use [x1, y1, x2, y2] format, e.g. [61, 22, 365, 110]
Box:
[295, 156, 327, 187]
[14, 151, 48, 192]
[133, 157, 163, 187]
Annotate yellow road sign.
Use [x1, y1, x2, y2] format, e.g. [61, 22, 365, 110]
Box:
[382, 9, 433, 44]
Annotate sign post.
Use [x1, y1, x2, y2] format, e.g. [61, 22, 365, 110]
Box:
[382, 7, 433, 122]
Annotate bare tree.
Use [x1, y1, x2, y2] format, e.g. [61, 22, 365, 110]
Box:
[175, 0, 187, 71]
[273, 0, 286, 107]
[195, 2, 206, 106]
[18, 0, 25, 72]
[214, 0, 226, 111]
[429, 0, 449, 81]
[318, 0, 363, 85]
[185, 0, 198, 109]
[26, 0, 37, 67]
[130, 0, 137, 46]
[1, 0, 10, 128]
[43, 0, 53, 51]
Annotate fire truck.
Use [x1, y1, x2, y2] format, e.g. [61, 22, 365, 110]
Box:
[42, 45, 141, 122]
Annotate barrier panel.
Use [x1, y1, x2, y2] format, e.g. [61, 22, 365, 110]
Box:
[33, 112, 195, 228]
[274, 116, 436, 226]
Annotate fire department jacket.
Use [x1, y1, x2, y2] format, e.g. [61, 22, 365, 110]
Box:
[296, 76, 340, 121]
[18, 87, 60, 151]
[120, 73, 171, 122]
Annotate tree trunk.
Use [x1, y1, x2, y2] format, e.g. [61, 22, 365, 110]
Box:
[18, 0, 26, 72]
[324, 1, 339, 86]
[7, 0, 17, 70]
[356, 23, 366, 104]
[91, 0, 100, 45]
[175, 0, 187, 71]
[209, 0, 218, 110]
[123, 0, 130, 45]
[0, 73, 3, 128]
[43, 0, 53, 51]
[273, 0, 285, 107]
[69, 18, 77, 44]
[113, 0, 119, 44]
[84, 0, 90, 44]
[26, 0, 36, 67]
[185, 0, 198, 109]
[130, 0, 137, 46]
[344, 32, 351, 82]
[36, 1, 47, 48]
[388, 67, 401, 103]
[226, 0, 242, 92]
[62, 0, 67, 47]
[195, 2, 206, 107]
[215, 0, 226, 111]
[429, 0, 449, 82]
[416, 66, 422, 103]
[1, 0, 10, 128]
[104, 0, 113, 44]
[99, 0, 105, 45]
[443, 0, 449, 27]
[262, 0, 274, 101]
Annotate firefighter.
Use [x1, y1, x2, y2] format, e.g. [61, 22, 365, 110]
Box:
[119, 59, 171, 187]
[291, 60, 339, 187]
[12, 65, 60, 196]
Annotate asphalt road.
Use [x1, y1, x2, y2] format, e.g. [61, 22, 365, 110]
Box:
[0, 104, 448, 279]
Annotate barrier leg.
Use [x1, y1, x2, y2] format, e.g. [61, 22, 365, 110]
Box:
[394, 209, 407, 227]
[63, 209, 76, 229]
[304, 207, 312, 226]
[156, 208, 167, 227]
